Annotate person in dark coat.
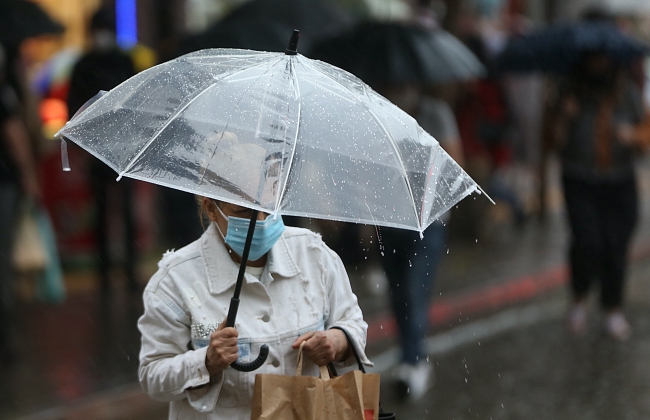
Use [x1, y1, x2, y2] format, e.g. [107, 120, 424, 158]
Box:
[0, 43, 40, 362]
[549, 51, 645, 340]
[67, 8, 138, 293]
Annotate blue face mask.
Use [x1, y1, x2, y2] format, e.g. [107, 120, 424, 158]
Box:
[215, 204, 285, 262]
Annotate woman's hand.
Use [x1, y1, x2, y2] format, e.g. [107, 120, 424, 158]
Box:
[205, 321, 239, 375]
[291, 329, 350, 366]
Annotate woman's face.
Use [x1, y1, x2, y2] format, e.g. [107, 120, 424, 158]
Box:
[205, 199, 268, 236]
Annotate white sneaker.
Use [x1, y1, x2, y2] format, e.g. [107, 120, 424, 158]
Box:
[604, 312, 631, 341]
[395, 361, 434, 401]
[567, 303, 587, 336]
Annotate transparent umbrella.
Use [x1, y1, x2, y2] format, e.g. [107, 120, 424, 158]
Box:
[56, 31, 488, 372]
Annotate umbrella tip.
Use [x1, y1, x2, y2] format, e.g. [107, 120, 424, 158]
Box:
[285, 29, 300, 55]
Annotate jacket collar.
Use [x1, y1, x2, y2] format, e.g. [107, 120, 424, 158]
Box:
[201, 223, 301, 295]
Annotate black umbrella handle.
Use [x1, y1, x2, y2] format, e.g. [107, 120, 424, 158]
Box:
[223, 210, 270, 372]
[231, 343, 270, 372]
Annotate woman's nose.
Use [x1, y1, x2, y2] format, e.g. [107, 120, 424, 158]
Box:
[258, 212, 268, 221]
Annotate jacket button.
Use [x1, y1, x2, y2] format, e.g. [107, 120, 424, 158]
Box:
[272, 359, 280, 367]
[262, 314, 271, 322]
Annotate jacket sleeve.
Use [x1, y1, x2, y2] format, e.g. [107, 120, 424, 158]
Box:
[138, 288, 224, 412]
[321, 246, 373, 369]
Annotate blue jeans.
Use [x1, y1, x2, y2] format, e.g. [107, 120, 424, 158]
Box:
[379, 221, 447, 365]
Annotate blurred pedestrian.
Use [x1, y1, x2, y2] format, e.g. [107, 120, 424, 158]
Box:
[459, 26, 526, 227]
[67, 7, 138, 293]
[548, 51, 646, 340]
[0, 44, 40, 362]
[378, 83, 463, 401]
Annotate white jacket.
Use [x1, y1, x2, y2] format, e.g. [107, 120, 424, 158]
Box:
[138, 224, 370, 420]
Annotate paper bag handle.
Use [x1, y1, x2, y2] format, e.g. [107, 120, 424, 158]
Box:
[296, 340, 332, 380]
[296, 341, 306, 376]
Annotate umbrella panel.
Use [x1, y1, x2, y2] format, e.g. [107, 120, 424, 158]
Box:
[62, 51, 280, 172]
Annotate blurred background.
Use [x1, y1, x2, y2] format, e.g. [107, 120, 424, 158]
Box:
[1, 0, 650, 419]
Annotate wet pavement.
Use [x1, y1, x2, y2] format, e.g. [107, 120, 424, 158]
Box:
[383, 257, 650, 420]
[2, 160, 650, 420]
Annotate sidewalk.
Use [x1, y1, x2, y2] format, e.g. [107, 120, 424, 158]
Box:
[2, 162, 649, 420]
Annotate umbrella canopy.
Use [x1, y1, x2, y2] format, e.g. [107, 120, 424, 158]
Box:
[56, 47, 483, 235]
[179, 0, 355, 56]
[0, 0, 64, 47]
[497, 21, 649, 74]
[311, 21, 485, 88]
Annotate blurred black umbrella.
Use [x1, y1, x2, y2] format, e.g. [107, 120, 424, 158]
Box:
[180, 0, 353, 55]
[497, 22, 649, 74]
[0, 0, 64, 47]
[311, 21, 485, 88]
[180, 18, 301, 55]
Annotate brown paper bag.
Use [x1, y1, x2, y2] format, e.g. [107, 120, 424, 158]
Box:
[251, 342, 380, 420]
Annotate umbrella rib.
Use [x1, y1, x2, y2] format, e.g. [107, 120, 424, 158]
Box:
[116, 57, 281, 180]
[273, 56, 301, 215]
[300, 59, 423, 231]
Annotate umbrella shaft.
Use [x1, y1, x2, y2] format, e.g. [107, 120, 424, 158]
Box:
[226, 210, 259, 328]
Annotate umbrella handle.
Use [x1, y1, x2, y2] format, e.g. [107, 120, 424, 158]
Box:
[224, 209, 270, 372]
[230, 344, 270, 372]
[226, 297, 271, 371]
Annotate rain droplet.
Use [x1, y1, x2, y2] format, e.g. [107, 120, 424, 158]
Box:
[465, 378, 468, 383]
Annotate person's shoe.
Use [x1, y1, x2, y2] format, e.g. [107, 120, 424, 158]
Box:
[604, 312, 631, 341]
[394, 361, 434, 401]
[567, 303, 587, 336]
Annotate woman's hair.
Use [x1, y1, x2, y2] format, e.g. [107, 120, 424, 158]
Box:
[196, 196, 215, 231]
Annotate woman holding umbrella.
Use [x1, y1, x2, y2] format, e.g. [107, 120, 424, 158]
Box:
[137, 143, 371, 419]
